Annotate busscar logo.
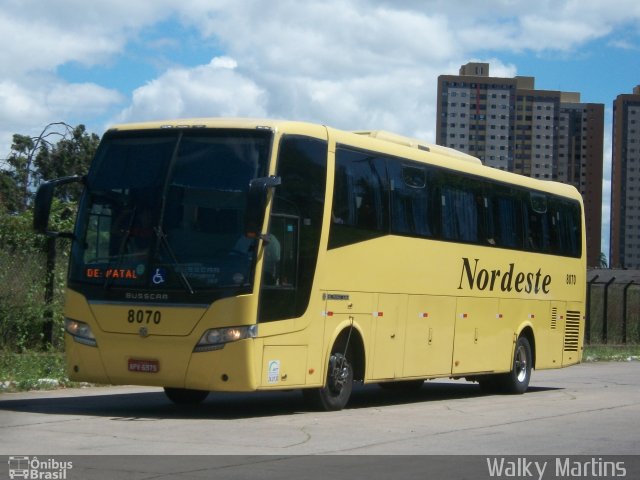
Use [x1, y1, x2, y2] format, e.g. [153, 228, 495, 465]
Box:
[458, 257, 552, 295]
[125, 292, 169, 301]
[7, 456, 73, 479]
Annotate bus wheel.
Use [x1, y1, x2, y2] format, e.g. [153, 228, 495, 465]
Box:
[303, 352, 354, 411]
[164, 387, 209, 405]
[501, 336, 532, 394]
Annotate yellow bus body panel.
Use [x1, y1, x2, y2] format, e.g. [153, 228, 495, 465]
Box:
[62, 118, 586, 394]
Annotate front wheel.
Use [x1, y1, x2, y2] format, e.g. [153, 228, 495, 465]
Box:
[303, 352, 353, 411]
[164, 387, 209, 405]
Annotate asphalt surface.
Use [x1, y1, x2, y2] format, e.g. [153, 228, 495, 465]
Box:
[0, 362, 638, 479]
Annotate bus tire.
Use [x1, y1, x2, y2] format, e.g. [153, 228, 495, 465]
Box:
[164, 387, 209, 405]
[499, 336, 532, 394]
[303, 352, 353, 411]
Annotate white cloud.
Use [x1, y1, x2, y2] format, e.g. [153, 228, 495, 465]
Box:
[116, 57, 267, 122]
[2, 0, 640, 159]
[0, 79, 123, 159]
[0, 1, 179, 76]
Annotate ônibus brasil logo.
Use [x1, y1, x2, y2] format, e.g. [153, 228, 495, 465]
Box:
[7, 456, 73, 479]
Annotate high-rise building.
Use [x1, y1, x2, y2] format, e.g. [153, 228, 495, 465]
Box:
[610, 86, 640, 268]
[436, 62, 604, 267]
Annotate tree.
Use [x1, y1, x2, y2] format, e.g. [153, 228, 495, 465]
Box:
[0, 122, 98, 212]
[599, 252, 608, 269]
[0, 170, 22, 213]
[34, 124, 99, 202]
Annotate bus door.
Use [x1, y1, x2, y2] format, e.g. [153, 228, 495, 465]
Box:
[263, 214, 299, 288]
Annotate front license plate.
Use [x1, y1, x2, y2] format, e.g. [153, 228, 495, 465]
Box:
[128, 358, 160, 373]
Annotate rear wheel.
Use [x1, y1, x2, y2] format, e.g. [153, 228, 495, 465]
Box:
[303, 352, 354, 411]
[164, 387, 209, 405]
[479, 336, 532, 394]
[501, 336, 532, 394]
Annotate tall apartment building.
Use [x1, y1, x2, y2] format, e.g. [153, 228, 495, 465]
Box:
[436, 62, 604, 267]
[610, 86, 640, 268]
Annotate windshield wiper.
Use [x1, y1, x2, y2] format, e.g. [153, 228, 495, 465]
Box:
[154, 226, 195, 295]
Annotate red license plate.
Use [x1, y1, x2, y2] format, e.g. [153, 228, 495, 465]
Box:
[128, 359, 160, 373]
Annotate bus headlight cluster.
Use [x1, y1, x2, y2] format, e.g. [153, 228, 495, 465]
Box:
[194, 325, 257, 352]
[64, 318, 97, 347]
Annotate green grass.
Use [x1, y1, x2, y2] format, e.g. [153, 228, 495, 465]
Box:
[583, 344, 640, 362]
[1, 345, 638, 393]
[0, 351, 75, 392]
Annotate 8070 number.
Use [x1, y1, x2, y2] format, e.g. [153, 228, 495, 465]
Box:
[127, 309, 161, 324]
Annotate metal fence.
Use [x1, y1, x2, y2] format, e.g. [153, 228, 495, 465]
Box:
[586, 269, 640, 345]
[0, 238, 70, 350]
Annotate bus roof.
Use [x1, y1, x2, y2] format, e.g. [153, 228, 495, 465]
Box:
[105, 117, 583, 203]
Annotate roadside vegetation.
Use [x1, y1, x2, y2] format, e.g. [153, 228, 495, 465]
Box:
[1, 124, 97, 393]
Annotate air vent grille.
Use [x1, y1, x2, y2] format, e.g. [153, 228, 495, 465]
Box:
[551, 307, 558, 330]
[563, 311, 581, 352]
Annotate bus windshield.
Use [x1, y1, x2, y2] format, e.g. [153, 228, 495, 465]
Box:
[69, 128, 272, 299]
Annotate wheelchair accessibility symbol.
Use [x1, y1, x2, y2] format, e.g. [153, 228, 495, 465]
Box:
[152, 268, 166, 285]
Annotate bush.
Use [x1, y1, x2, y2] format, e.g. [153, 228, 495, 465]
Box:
[0, 202, 73, 352]
[0, 350, 70, 391]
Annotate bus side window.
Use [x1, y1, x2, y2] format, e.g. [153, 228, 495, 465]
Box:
[440, 175, 478, 243]
[388, 162, 434, 238]
[493, 191, 524, 249]
[549, 199, 581, 257]
[328, 147, 388, 248]
[478, 191, 496, 246]
[526, 193, 550, 253]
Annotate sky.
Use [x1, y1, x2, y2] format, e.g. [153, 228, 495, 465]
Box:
[1, 0, 639, 257]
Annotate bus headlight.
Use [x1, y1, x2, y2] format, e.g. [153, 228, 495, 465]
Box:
[64, 318, 97, 347]
[194, 325, 257, 352]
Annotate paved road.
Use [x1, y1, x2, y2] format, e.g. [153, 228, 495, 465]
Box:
[1, 361, 638, 458]
[0, 361, 640, 478]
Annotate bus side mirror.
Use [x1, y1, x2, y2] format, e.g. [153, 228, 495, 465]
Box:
[34, 182, 55, 234]
[33, 175, 84, 236]
[245, 175, 281, 237]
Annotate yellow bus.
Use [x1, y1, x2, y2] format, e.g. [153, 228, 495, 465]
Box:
[34, 118, 585, 410]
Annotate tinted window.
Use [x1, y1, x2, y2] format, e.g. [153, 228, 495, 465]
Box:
[259, 135, 327, 322]
[492, 187, 525, 249]
[549, 198, 582, 257]
[329, 147, 388, 249]
[439, 173, 479, 243]
[326, 144, 581, 258]
[388, 162, 436, 237]
[526, 193, 551, 252]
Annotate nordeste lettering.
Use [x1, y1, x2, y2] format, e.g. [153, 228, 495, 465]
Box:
[458, 257, 551, 294]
